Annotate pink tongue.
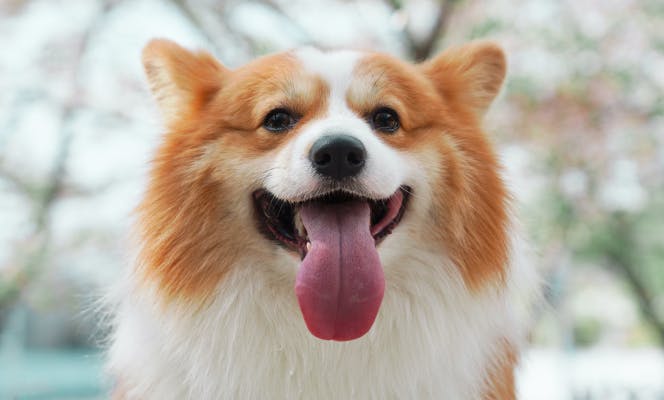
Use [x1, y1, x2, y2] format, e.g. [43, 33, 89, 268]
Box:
[296, 201, 384, 341]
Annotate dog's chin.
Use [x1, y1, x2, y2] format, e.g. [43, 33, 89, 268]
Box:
[252, 186, 410, 259]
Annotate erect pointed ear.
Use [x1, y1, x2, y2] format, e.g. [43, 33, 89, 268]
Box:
[142, 39, 226, 125]
[421, 41, 506, 117]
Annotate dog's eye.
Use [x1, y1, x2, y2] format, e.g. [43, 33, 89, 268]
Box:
[263, 109, 297, 133]
[371, 108, 400, 133]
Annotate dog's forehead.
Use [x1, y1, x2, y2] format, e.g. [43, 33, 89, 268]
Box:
[294, 47, 364, 109]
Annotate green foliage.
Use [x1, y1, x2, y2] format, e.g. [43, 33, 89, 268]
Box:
[467, 18, 503, 40]
[573, 317, 603, 347]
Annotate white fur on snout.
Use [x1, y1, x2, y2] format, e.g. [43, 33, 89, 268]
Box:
[263, 48, 411, 201]
[264, 116, 409, 200]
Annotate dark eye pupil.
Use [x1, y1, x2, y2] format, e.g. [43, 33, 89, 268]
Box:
[372, 108, 399, 133]
[263, 109, 295, 132]
[375, 113, 394, 127]
[270, 113, 289, 126]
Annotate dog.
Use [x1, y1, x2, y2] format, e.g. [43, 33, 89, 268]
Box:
[107, 38, 537, 399]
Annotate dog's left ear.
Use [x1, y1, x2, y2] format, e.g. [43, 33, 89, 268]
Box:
[421, 41, 506, 117]
[142, 39, 227, 126]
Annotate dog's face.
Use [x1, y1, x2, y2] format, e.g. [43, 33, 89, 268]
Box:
[138, 40, 509, 341]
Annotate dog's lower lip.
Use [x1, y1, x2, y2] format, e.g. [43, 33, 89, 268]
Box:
[253, 187, 410, 255]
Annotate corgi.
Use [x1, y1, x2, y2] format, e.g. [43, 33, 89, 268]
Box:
[108, 38, 537, 399]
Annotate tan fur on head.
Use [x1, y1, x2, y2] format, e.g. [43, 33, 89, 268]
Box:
[421, 41, 507, 118]
[142, 39, 227, 126]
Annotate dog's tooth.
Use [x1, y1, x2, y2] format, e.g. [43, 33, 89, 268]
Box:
[294, 210, 306, 237]
[306, 241, 311, 252]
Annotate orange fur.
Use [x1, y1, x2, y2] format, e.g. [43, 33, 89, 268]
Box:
[483, 341, 518, 399]
[142, 39, 226, 127]
[207, 54, 329, 156]
[137, 44, 331, 303]
[139, 40, 508, 300]
[128, 40, 521, 397]
[349, 44, 509, 290]
[421, 42, 509, 290]
[422, 41, 507, 118]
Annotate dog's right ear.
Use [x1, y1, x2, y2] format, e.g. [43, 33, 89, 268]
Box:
[142, 39, 226, 126]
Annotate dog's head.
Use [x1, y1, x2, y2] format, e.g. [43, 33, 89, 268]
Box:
[138, 39, 508, 341]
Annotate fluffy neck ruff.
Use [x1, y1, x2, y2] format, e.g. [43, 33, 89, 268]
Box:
[109, 232, 527, 400]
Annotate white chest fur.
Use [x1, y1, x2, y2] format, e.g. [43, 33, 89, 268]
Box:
[109, 233, 527, 400]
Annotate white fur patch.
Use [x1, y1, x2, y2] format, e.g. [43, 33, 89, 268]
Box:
[264, 48, 409, 202]
[109, 228, 532, 399]
[295, 47, 361, 116]
[108, 163, 537, 399]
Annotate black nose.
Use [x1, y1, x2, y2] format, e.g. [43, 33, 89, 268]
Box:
[309, 134, 366, 180]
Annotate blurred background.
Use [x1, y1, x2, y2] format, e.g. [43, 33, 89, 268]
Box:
[0, 0, 663, 398]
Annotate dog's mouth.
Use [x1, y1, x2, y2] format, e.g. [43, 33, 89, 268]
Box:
[253, 187, 410, 341]
[253, 187, 410, 258]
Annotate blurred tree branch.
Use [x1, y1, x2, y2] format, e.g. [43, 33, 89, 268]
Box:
[606, 213, 664, 345]
[170, 0, 224, 55]
[385, 0, 457, 61]
[260, 0, 313, 45]
[173, 0, 454, 61]
[0, 167, 34, 197]
[0, 0, 118, 314]
[170, 0, 271, 57]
